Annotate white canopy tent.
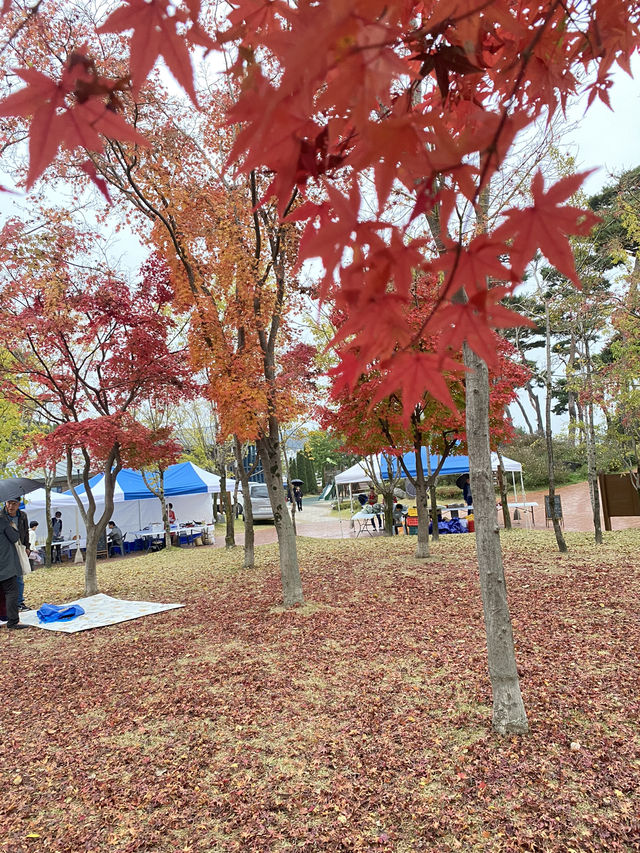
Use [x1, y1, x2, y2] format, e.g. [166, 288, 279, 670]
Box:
[333, 450, 528, 536]
[24, 461, 235, 541]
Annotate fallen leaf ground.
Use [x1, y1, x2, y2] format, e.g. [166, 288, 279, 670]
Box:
[2, 530, 639, 852]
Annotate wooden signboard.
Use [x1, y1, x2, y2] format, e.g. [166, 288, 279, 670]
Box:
[598, 473, 640, 531]
[544, 495, 563, 527]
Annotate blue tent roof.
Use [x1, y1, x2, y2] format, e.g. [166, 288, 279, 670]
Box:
[65, 462, 231, 501]
[382, 448, 470, 480]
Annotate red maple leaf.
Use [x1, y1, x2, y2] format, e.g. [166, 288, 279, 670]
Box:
[0, 61, 148, 187]
[97, 0, 215, 105]
[433, 234, 514, 299]
[437, 288, 532, 367]
[496, 170, 600, 284]
[372, 351, 463, 422]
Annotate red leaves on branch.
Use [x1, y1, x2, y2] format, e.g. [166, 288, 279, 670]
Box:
[495, 171, 600, 285]
[0, 54, 146, 188]
[97, 0, 215, 104]
[222, 0, 639, 411]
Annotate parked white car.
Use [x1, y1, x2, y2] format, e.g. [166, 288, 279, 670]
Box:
[236, 483, 274, 521]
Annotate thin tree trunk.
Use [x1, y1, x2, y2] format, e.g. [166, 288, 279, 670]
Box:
[414, 443, 430, 558]
[44, 482, 52, 569]
[280, 429, 296, 535]
[68, 449, 120, 596]
[465, 342, 529, 735]
[160, 483, 171, 549]
[567, 335, 578, 448]
[84, 527, 100, 595]
[429, 485, 439, 542]
[258, 426, 303, 607]
[525, 380, 545, 435]
[514, 395, 535, 435]
[545, 300, 568, 553]
[233, 436, 254, 568]
[429, 181, 526, 734]
[584, 336, 603, 544]
[496, 450, 512, 530]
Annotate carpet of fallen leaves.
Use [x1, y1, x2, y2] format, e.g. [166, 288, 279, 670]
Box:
[2, 530, 639, 852]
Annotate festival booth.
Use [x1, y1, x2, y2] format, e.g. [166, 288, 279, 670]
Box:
[333, 448, 529, 536]
[25, 461, 236, 542]
[382, 449, 525, 501]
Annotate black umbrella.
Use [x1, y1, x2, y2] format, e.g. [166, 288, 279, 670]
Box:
[0, 476, 45, 502]
[455, 474, 468, 490]
[290, 478, 304, 485]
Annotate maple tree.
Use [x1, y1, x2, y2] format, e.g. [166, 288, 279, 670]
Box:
[89, 85, 317, 593]
[0, 225, 192, 593]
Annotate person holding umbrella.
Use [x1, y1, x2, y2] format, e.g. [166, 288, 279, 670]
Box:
[0, 477, 43, 628]
[1, 499, 30, 629]
[291, 479, 304, 512]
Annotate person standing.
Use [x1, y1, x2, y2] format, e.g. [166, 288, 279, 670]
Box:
[51, 510, 63, 563]
[0, 495, 30, 628]
[392, 502, 406, 535]
[28, 520, 44, 568]
[460, 474, 473, 507]
[293, 485, 303, 512]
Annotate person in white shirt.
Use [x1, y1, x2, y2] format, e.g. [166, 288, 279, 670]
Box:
[28, 520, 44, 567]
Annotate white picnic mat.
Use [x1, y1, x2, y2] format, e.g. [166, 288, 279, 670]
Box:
[18, 593, 184, 633]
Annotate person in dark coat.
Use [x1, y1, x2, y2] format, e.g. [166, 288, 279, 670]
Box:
[0, 495, 30, 629]
[51, 510, 63, 563]
[293, 485, 303, 512]
[460, 474, 473, 507]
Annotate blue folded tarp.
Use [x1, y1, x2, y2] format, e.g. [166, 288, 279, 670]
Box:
[429, 518, 469, 535]
[37, 603, 85, 623]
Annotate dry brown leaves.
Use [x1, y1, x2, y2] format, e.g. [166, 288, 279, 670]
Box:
[1, 531, 639, 852]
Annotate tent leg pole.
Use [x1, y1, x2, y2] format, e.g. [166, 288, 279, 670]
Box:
[520, 470, 530, 528]
[335, 479, 344, 539]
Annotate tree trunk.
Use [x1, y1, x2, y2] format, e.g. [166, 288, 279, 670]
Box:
[584, 336, 603, 544]
[514, 395, 535, 435]
[465, 342, 529, 735]
[258, 428, 303, 607]
[413, 444, 430, 557]
[218, 465, 236, 549]
[495, 451, 512, 530]
[84, 526, 100, 596]
[545, 300, 568, 553]
[233, 436, 254, 568]
[44, 485, 52, 569]
[429, 483, 439, 541]
[567, 335, 578, 448]
[68, 449, 119, 596]
[160, 483, 171, 550]
[281, 432, 297, 535]
[224, 490, 235, 547]
[525, 380, 545, 435]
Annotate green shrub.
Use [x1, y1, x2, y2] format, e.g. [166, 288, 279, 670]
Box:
[503, 433, 588, 490]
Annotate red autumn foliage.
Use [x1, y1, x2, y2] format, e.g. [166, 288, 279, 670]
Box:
[0, 229, 193, 590]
